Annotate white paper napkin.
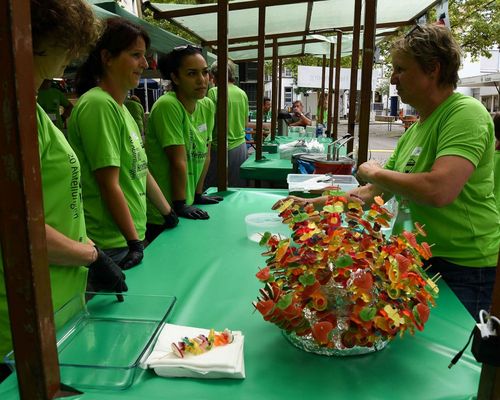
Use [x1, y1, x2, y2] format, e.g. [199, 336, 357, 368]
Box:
[141, 323, 245, 379]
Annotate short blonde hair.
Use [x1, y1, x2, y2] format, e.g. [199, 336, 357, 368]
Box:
[210, 60, 237, 83]
[391, 24, 462, 88]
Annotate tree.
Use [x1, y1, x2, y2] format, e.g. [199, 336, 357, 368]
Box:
[449, 0, 500, 59]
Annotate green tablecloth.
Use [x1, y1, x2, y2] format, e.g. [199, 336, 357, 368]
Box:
[0, 189, 480, 399]
[240, 152, 293, 181]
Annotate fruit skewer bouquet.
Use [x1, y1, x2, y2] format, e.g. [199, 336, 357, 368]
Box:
[253, 195, 440, 352]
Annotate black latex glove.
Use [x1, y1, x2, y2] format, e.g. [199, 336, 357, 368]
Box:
[118, 239, 144, 270]
[193, 193, 224, 205]
[163, 209, 179, 229]
[173, 200, 209, 220]
[87, 247, 128, 298]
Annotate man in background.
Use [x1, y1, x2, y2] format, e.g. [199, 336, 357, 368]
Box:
[37, 79, 73, 130]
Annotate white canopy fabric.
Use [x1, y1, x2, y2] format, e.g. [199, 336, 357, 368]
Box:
[149, 0, 439, 60]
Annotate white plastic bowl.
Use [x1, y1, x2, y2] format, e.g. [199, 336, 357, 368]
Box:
[244, 213, 290, 242]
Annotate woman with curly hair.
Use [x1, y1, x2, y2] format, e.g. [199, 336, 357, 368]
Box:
[0, 0, 127, 381]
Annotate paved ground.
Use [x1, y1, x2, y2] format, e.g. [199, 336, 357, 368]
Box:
[337, 119, 405, 165]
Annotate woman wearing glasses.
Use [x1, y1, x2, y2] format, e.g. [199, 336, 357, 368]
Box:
[68, 18, 177, 271]
[276, 24, 499, 320]
[145, 45, 221, 239]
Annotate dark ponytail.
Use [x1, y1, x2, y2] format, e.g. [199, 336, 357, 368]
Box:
[75, 17, 150, 96]
[75, 50, 102, 96]
[158, 45, 202, 92]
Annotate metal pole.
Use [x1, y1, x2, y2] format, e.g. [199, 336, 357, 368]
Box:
[216, 0, 229, 190]
[332, 30, 343, 141]
[320, 55, 326, 124]
[326, 42, 334, 137]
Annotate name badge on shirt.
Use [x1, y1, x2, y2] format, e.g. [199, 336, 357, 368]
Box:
[198, 123, 207, 132]
[412, 147, 422, 156]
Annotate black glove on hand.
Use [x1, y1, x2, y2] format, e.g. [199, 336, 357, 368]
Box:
[163, 209, 179, 229]
[118, 239, 144, 270]
[173, 200, 209, 220]
[193, 193, 224, 205]
[88, 247, 128, 294]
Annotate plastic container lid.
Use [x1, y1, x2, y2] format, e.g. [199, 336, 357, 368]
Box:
[245, 212, 290, 242]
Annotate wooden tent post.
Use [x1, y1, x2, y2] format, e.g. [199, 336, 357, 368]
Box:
[477, 252, 500, 399]
[357, 0, 377, 166]
[0, 0, 80, 398]
[255, 5, 266, 161]
[216, 0, 229, 191]
[347, 0, 362, 154]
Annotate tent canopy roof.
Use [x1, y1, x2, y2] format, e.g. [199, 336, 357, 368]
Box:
[148, 0, 439, 60]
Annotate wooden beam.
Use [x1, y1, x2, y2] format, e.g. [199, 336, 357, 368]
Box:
[205, 21, 414, 47]
[255, 6, 266, 161]
[332, 30, 343, 140]
[326, 42, 334, 137]
[357, 0, 377, 166]
[347, 0, 362, 154]
[150, 0, 321, 19]
[206, 29, 309, 46]
[271, 39, 279, 141]
[301, 1, 314, 55]
[228, 37, 324, 52]
[216, 0, 228, 192]
[477, 251, 500, 399]
[235, 53, 307, 63]
[0, 0, 78, 398]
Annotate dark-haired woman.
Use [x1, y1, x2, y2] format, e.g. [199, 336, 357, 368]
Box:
[68, 18, 177, 270]
[145, 45, 220, 238]
[1, 0, 127, 381]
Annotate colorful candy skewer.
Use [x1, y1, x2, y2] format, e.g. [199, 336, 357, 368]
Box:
[171, 329, 234, 358]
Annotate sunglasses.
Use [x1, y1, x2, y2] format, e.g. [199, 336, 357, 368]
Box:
[405, 24, 424, 39]
[173, 44, 202, 52]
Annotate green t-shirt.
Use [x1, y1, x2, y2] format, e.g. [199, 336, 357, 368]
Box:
[124, 99, 145, 135]
[385, 92, 499, 267]
[68, 87, 148, 248]
[0, 105, 88, 357]
[495, 150, 500, 213]
[208, 84, 248, 150]
[37, 87, 71, 130]
[146, 92, 215, 224]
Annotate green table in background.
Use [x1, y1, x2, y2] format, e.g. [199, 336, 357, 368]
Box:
[0, 189, 480, 399]
[241, 136, 348, 182]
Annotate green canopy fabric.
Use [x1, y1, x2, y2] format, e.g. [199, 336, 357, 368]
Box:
[89, 1, 191, 54]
